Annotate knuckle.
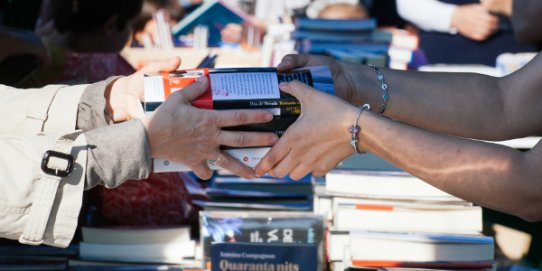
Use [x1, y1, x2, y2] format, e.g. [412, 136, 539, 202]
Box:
[236, 134, 247, 146]
[234, 111, 247, 124]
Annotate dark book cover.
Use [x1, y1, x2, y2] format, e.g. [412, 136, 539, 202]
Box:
[200, 211, 324, 269]
[295, 18, 377, 32]
[211, 242, 317, 271]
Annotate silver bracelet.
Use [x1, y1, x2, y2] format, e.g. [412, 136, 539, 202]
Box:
[368, 64, 389, 114]
[349, 104, 371, 154]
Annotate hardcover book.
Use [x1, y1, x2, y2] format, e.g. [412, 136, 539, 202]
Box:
[211, 242, 317, 271]
[144, 66, 334, 172]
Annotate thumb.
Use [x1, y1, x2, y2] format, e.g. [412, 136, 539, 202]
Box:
[141, 56, 182, 74]
[279, 80, 311, 102]
[174, 75, 209, 102]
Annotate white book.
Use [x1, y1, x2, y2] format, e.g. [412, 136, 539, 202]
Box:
[325, 169, 457, 201]
[333, 203, 482, 233]
[79, 241, 196, 264]
[82, 226, 191, 245]
[348, 231, 494, 264]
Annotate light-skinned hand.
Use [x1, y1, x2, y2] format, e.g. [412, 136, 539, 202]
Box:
[141, 75, 279, 180]
[255, 80, 360, 180]
[451, 4, 499, 41]
[106, 57, 182, 123]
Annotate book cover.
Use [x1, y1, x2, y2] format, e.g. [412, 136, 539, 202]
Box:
[200, 211, 324, 269]
[296, 41, 389, 54]
[79, 241, 196, 264]
[211, 242, 317, 271]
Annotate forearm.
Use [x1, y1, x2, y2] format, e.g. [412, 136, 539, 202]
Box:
[396, 0, 456, 33]
[358, 111, 542, 220]
[350, 64, 541, 140]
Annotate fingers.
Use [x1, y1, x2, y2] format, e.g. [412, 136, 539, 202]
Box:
[289, 164, 312, 181]
[171, 76, 209, 102]
[191, 162, 214, 180]
[215, 152, 256, 179]
[277, 54, 312, 71]
[217, 130, 278, 148]
[268, 155, 299, 179]
[140, 56, 182, 74]
[211, 109, 274, 128]
[255, 138, 292, 176]
[279, 80, 313, 101]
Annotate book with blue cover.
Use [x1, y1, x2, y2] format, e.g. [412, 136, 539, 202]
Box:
[172, 0, 249, 46]
[211, 242, 318, 271]
[295, 18, 377, 32]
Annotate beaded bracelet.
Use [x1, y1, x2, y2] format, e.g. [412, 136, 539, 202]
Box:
[349, 104, 371, 154]
[368, 64, 389, 114]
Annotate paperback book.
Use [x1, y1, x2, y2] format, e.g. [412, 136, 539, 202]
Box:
[199, 211, 325, 269]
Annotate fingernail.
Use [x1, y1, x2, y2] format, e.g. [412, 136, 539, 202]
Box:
[265, 113, 274, 121]
[279, 82, 288, 88]
[196, 76, 207, 83]
[268, 135, 279, 144]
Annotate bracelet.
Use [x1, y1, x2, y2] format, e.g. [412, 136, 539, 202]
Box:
[368, 64, 389, 114]
[349, 104, 371, 154]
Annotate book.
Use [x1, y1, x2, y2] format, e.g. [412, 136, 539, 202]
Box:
[68, 259, 203, 271]
[200, 211, 325, 268]
[78, 241, 196, 264]
[172, 0, 250, 46]
[211, 242, 318, 271]
[81, 226, 191, 245]
[296, 41, 389, 55]
[144, 66, 334, 172]
[347, 231, 494, 268]
[332, 202, 482, 234]
[325, 169, 462, 202]
[295, 18, 377, 32]
[79, 226, 196, 265]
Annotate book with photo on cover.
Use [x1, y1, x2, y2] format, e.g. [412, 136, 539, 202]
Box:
[144, 66, 334, 172]
[199, 211, 325, 269]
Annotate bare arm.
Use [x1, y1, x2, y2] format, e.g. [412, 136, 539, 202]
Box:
[279, 53, 542, 140]
[255, 81, 542, 221]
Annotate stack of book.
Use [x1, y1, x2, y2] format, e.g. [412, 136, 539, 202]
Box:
[292, 18, 421, 69]
[314, 155, 494, 271]
[194, 172, 314, 212]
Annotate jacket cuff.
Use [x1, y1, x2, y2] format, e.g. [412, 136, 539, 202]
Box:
[77, 76, 122, 131]
[84, 119, 151, 189]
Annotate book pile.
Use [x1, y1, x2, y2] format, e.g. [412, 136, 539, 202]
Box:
[314, 154, 494, 271]
[71, 226, 199, 270]
[194, 172, 314, 212]
[292, 18, 421, 69]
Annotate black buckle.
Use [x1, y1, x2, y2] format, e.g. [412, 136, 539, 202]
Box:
[41, 150, 74, 177]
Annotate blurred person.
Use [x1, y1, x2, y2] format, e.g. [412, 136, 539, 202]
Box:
[317, 2, 369, 19]
[132, 0, 183, 48]
[0, 57, 278, 247]
[481, 0, 542, 48]
[23, 0, 143, 87]
[396, 0, 536, 66]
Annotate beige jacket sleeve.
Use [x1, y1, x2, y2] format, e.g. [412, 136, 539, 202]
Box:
[0, 84, 88, 248]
